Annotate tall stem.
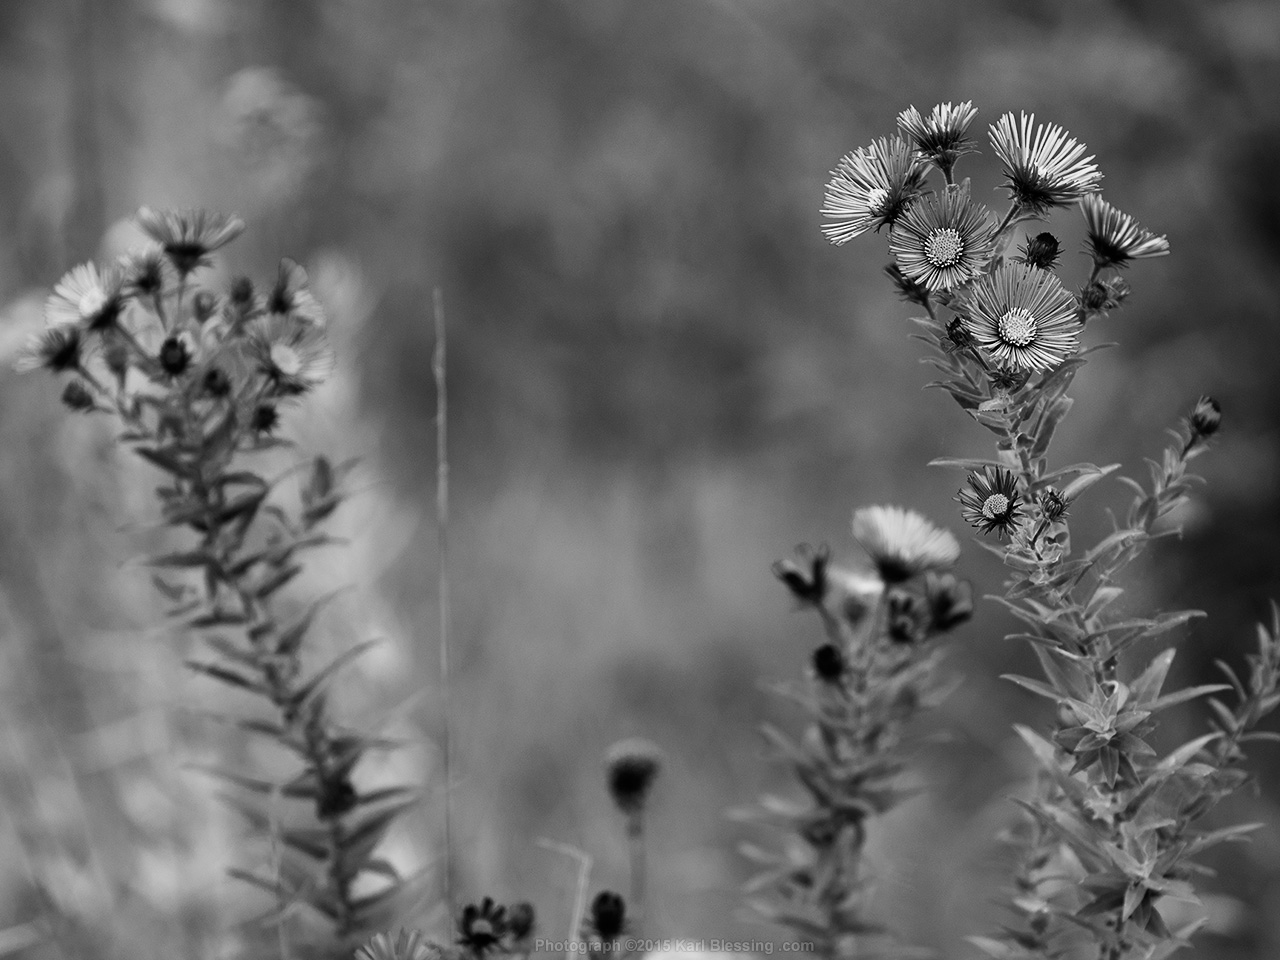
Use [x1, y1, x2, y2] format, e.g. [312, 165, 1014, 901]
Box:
[433, 287, 455, 921]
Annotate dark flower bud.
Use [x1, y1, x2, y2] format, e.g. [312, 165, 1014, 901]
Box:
[506, 902, 536, 941]
[252, 403, 279, 433]
[605, 738, 663, 817]
[1080, 281, 1109, 312]
[886, 588, 928, 644]
[944, 317, 974, 352]
[203, 367, 232, 397]
[990, 367, 1029, 393]
[229, 275, 256, 307]
[1039, 487, 1070, 523]
[811, 643, 846, 683]
[159, 336, 192, 376]
[315, 777, 358, 818]
[588, 891, 626, 940]
[923, 572, 973, 634]
[192, 289, 218, 323]
[103, 334, 131, 379]
[1019, 232, 1061, 270]
[1188, 396, 1221, 439]
[61, 379, 96, 413]
[772, 544, 829, 607]
[884, 263, 931, 306]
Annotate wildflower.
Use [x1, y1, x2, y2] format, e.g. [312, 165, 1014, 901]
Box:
[203, 367, 232, 398]
[604, 738, 663, 816]
[45, 262, 124, 331]
[773, 543, 829, 607]
[884, 263, 931, 306]
[827, 565, 885, 631]
[1080, 193, 1170, 268]
[251, 403, 280, 434]
[896, 100, 978, 175]
[507, 902, 536, 942]
[821, 137, 928, 245]
[458, 897, 507, 956]
[120, 244, 167, 298]
[922, 571, 973, 633]
[886, 588, 929, 644]
[962, 262, 1081, 372]
[356, 930, 440, 960]
[958, 467, 1023, 538]
[587, 891, 626, 940]
[851, 505, 960, 583]
[989, 112, 1102, 214]
[249, 313, 335, 394]
[14, 325, 84, 373]
[888, 184, 995, 291]
[266, 257, 326, 326]
[158, 336, 193, 376]
[135, 207, 245, 276]
[811, 643, 846, 683]
[1019, 232, 1061, 270]
[1187, 396, 1221, 441]
[1039, 487, 1070, 523]
[61, 380, 96, 413]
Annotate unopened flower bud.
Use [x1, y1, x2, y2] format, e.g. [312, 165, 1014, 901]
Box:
[1020, 232, 1061, 270]
[159, 336, 192, 376]
[192, 289, 218, 323]
[811, 643, 846, 683]
[604, 738, 663, 817]
[1188, 396, 1221, 439]
[772, 544, 829, 606]
[588, 892, 626, 940]
[61, 379, 95, 413]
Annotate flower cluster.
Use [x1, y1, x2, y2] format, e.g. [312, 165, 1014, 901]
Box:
[21, 209, 419, 951]
[819, 102, 1280, 960]
[748, 505, 971, 955]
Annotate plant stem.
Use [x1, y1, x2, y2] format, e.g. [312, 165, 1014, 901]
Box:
[433, 286, 455, 922]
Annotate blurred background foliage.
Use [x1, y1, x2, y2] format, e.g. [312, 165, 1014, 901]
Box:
[0, 1, 1278, 958]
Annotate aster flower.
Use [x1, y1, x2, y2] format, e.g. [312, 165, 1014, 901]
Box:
[821, 137, 928, 245]
[266, 257, 326, 326]
[45, 262, 124, 331]
[135, 207, 245, 276]
[897, 100, 979, 175]
[1080, 193, 1170, 268]
[14, 324, 86, 374]
[990, 112, 1102, 214]
[888, 184, 995, 291]
[851, 505, 960, 583]
[119, 243, 169, 298]
[249, 313, 335, 394]
[457, 897, 507, 957]
[356, 930, 440, 960]
[958, 466, 1023, 538]
[962, 262, 1081, 372]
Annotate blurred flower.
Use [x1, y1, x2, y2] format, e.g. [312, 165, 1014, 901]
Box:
[267, 257, 326, 326]
[773, 543, 830, 607]
[251, 402, 279, 434]
[811, 643, 846, 683]
[357, 929, 440, 960]
[958, 466, 1023, 538]
[45, 262, 124, 331]
[158, 335, 193, 376]
[249, 313, 335, 394]
[586, 891, 627, 940]
[1080, 275, 1130, 317]
[119, 243, 168, 298]
[989, 112, 1102, 214]
[826, 565, 885, 632]
[886, 587, 929, 644]
[963, 262, 1080, 372]
[135, 207, 245, 276]
[1019, 232, 1061, 270]
[897, 100, 978, 174]
[1187, 395, 1221, 440]
[923, 572, 973, 633]
[851, 505, 960, 583]
[1080, 193, 1170, 267]
[821, 136, 928, 245]
[605, 737, 664, 816]
[888, 184, 994, 291]
[61, 379, 96, 413]
[458, 897, 507, 956]
[14, 324, 85, 373]
[202, 366, 232, 398]
[507, 902, 536, 942]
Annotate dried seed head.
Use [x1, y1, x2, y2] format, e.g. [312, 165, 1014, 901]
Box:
[604, 737, 663, 816]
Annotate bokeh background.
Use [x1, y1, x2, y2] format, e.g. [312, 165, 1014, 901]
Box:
[1, 0, 1279, 958]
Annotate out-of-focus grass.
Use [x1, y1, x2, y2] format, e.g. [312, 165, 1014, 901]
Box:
[1, 1, 1279, 958]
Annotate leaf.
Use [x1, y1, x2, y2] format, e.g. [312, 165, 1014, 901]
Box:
[927, 456, 1010, 472]
[134, 446, 192, 477]
[292, 639, 382, 714]
[147, 549, 217, 570]
[256, 564, 302, 598]
[274, 590, 345, 658]
[335, 795, 419, 878]
[1146, 684, 1231, 714]
[190, 765, 318, 800]
[1130, 649, 1176, 704]
[1058, 464, 1120, 501]
[185, 660, 267, 694]
[1001, 674, 1063, 703]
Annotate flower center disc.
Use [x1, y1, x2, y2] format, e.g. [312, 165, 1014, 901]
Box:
[270, 343, 303, 376]
[78, 288, 107, 319]
[865, 187, 890, 216]
[924, 228, 963, 268]
[998, 307, 1036, 347]
[982, 493, 1010, 519]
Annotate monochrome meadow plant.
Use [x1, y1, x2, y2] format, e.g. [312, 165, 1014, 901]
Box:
[748, 100, 1280, 960]
[19, 209, 421, 955]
